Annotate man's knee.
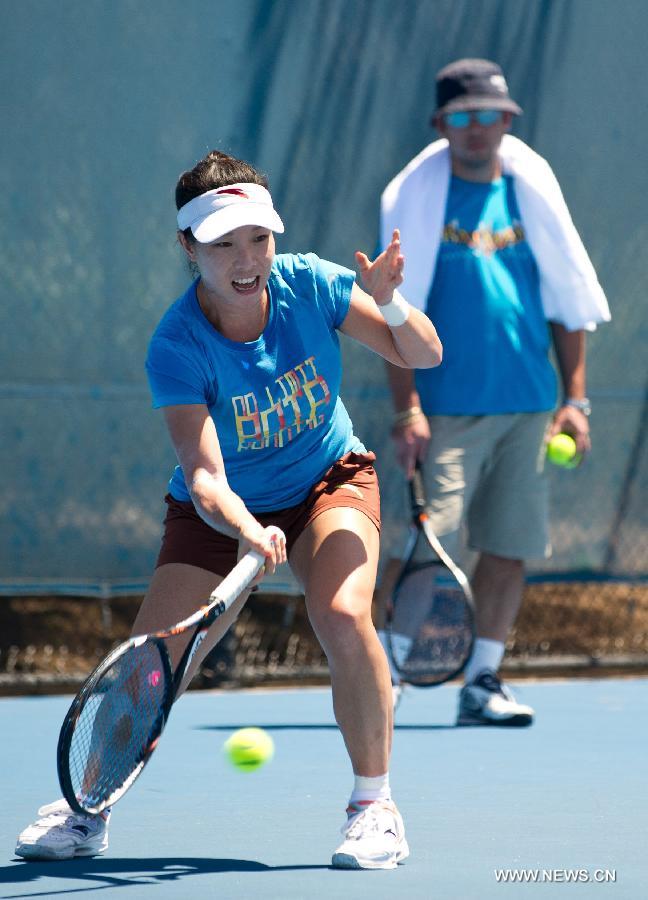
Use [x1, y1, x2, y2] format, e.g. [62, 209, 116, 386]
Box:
[479, 551, 524, 568]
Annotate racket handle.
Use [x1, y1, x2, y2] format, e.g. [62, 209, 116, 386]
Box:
[409, 462, 427, 512]
[209, 550, 266, 607]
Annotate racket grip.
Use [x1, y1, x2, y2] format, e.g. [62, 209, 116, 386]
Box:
[209, 550, 266, 607]
[410, 462, 427, 511]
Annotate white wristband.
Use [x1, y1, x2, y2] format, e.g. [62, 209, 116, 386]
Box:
[377, 289, 410, 327]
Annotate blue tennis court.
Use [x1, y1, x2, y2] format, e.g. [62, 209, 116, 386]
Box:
[2, 677, 645, 899]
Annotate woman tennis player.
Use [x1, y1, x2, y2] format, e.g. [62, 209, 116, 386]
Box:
[16, 150, 442, 869]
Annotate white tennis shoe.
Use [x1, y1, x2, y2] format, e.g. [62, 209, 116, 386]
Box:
[331, 800, 409, 869]
[15, 799, 110, 861]
[457, 669, 534, 727]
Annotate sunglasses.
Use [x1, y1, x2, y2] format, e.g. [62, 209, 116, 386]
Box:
[445, 109, 504, 128]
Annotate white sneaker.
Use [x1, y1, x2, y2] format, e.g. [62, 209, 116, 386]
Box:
[392, 683, 404, 711]
[331, 800, 409, 869]
[457, 670, 534, 727]
[15, 799, 110, 861]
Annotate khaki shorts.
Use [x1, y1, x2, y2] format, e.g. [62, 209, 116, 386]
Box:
[422, 413, 551, 562]
[155, 451, 381, 577]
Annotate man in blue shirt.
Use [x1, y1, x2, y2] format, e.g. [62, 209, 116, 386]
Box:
[380, 59, 610, 725]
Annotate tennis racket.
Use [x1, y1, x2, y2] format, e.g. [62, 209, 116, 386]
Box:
[386, 462, 475, 686]
[57, 549, 267, 815]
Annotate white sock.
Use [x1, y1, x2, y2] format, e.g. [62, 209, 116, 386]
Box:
[464, 638, 505, 684]
[348, 773, 391, 811]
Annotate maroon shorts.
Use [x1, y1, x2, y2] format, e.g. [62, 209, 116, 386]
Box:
[155, 451, 381, 577]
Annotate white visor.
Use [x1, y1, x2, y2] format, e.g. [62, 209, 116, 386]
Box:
[176, 182, 284, 243]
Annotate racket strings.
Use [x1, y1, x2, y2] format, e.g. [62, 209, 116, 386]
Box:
[68, 643, 168, 808]
[390, 566, 473, 684]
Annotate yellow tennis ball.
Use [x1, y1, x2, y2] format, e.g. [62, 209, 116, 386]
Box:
[224, 727, 274, 772]
[547, 433, 579, 468]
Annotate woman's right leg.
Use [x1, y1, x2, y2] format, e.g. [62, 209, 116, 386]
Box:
[15, 562, 247, 861]
[132, 562, 249, 696]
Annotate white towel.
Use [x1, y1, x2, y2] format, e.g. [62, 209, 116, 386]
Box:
[380, 135, 610, 332]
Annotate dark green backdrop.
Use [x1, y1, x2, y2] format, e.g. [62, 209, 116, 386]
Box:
[1, 0, 645, 591]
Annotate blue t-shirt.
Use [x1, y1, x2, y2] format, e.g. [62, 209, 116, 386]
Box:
[145, 253, 365, 511]
[416, 174, 557, 415]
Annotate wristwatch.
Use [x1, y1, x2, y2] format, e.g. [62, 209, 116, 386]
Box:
[563, 397, 591, 416]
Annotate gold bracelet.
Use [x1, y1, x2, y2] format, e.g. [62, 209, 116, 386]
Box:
[392, 406, 424, 427]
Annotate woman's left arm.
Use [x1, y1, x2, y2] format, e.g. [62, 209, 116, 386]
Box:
[339, 229, 443, 369]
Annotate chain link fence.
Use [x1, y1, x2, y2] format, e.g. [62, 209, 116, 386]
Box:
[1, 0, 647, 690]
